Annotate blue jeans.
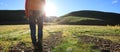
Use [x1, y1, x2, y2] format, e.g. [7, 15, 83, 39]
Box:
[29, 10, 43, 47]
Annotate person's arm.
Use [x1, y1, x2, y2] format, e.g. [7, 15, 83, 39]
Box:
[25, 0, 29, 17]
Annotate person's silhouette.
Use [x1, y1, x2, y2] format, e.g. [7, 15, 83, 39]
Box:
[25, 0, 46, 51]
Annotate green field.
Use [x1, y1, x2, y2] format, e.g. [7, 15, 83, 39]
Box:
[0, 25, 120, 52]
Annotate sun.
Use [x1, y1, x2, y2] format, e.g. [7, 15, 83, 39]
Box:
[44, 2, 57, 16]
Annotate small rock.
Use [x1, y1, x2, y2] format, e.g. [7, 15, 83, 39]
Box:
[66, 47, 73, 52]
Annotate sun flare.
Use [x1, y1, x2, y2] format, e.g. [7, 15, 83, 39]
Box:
[44, 2, 57, 16]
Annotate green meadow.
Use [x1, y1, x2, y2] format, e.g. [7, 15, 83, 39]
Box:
[0, 25, 120, 52]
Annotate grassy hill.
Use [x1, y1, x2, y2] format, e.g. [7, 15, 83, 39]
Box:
[56, 10, 120, 25]
[1, 10, 120, 25]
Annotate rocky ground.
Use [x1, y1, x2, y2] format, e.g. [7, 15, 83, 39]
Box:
[78, 35, 120, 52]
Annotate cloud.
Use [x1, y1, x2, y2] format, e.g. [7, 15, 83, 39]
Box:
[112, 0, 119, 4]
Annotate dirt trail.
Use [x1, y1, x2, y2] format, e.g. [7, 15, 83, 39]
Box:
[42, 32, 62, 52]
[8, 32, 62, 52]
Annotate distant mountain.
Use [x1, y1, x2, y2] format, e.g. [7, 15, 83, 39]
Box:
[0, 10, 57, 25]
[45, 16, 58, 22]
[0, 10, 27, 24]
[56, 10, 120, 25]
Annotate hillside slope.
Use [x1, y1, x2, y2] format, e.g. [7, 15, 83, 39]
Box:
[57, 10, 120, 25]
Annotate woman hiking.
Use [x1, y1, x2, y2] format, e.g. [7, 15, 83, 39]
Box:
[25, 0, 46, 51]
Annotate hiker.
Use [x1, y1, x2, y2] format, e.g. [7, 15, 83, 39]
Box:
[25, 0, 46, 51]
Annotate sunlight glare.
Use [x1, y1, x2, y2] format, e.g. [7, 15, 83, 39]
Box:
[44, 2, 57, 16]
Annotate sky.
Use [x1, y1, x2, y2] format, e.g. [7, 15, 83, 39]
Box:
[0, 0, 120, 16]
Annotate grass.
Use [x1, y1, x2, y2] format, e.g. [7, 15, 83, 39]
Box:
[52, 35, 100, 52]
[0, 25, 120, 52]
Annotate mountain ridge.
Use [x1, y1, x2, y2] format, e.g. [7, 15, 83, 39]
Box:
[57, 10, 120, 25]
